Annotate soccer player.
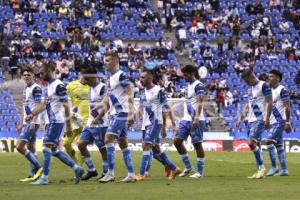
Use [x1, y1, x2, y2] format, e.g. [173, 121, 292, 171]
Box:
[25, 63, 84, 185]
[77, 67, 108, 181]
[64, 74, 90, 165]
[97, 52, 136, 183]
[241, 68, 272, 179]
[16, 67, 43, 182]
[265, 70, 291, 176]
[135, 69, 181, 181]
[173, 65, 206, 178]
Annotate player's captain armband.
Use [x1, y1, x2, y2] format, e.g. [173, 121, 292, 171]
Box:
[262, 82, 272, 97]
[56, 84, 68, 102]
[119, 72, 131, 88]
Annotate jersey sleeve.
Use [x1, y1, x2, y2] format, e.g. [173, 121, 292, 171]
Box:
[158, 89, 168, 105]
[32, 86, 42, 103]
[262, 82, 272, 97]
[194, 83, 205, 97]
[99, 85, 106, 96]
[56, 84, 68, 102]
[119, 72, 131, 88]
[280, 88, 290, 103]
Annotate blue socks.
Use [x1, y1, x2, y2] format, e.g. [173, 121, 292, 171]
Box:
[24, 150, 41, 174]
[106, 143, 115, 174]
[277, 146, 287, 171]
[146, 151, 153, 172]
[159, 151, 176, 170]
[140, 151, 151, 176]
[267, 144, 277, 168]
[181, 154, 192, 170]
[52, 150, 76, 168]
[83, 156, 96, 172]
[122, 148, 135, 175]
[197, 158, 204, 175]
[253, 146, 264, 168]
[42, 147, 52, 176]
[153, 152, 166, 165]
[102, 160, 108, 174]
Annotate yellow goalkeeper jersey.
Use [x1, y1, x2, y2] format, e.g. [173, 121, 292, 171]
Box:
[66, 79, 90, 124]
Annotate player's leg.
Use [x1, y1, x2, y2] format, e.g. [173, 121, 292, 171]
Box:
[136, 142, 152, 181]
[78, 128, 98, 180]
[31, 123, 84, 185]
[27, 143, 41, 178]
[99, 133, 117, 183]
[119, 136, 135, 182]
[275, 123, 289, 176]
[174, 121, 193, 177]
[248, 121, 265, 179]
[63, 129, 78, 162]
[152, 144, 171, 177]
[98, 127, 108, 179]
[17, 124, 42, 182]
[190, 121, 206, 178]
[265, 124, 281, 176]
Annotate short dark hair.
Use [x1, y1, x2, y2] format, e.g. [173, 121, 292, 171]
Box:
[181, 64, 197, 74]
[22, 67, 34, 74]
[242, 68, 254, 79]
[41, 63, 55, 72]
[269, 69, 283, 82]
[80, 67, 97, 75]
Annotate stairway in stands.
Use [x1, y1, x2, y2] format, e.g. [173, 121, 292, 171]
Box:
[151, 0, 229, 132]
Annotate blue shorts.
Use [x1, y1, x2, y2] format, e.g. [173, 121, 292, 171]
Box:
[143, 121, 162, 145]
[266, 122, 285, 145]
[107, 112, 128, 138]
[19, 124, 40, 144]
[176, 120, 205, 144]
[80, 127, 107, 149]
[248, 120, 264, 142]
[44, 123, 64, 146]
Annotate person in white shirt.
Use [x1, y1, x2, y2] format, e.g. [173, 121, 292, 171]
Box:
[174, 65, 206, 179]
[16, 67, 42, 182]
[265, 70, 291, 176]
[135, 69, 181, 181]
[239, 69, 273, 179]
[25, 63, 84, 185]
[77, 67, 109, 181]
[96, 53, 136, 183]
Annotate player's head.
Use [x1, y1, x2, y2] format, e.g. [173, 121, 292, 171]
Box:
[140, 69, 155, 88]
[268, 69, 282, 87]
[242, 68, 258, 86]
[104, 52, 119, 71]
[81, 67, 98, 87]
[22, 67, 35, 85]
[39, 63, 55, 82]
[181, 64, 198, 82]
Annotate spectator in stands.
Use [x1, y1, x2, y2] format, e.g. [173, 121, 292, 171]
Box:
[216, 88, 225, 113]
[279, 19, 290, 33]
[177, 26, 187, 55]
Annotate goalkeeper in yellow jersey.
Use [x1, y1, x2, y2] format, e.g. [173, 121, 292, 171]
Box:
[64, 75, 90, 165]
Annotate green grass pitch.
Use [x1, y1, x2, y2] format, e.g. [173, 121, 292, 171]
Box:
[0, 152, 299, 200]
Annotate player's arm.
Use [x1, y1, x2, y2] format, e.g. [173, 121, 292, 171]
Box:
[120, 72, 135, 127]
[25, 102, 46, 123]
[125, 86, 135, 127]
[192, 84, 204, 129]
[161, 89, 176, 137]
[28, 86, 43, 134]
[281, 88, 292, 132]
[17, 106, 24, 134]
[235, 103, 249, 130]
[56, 84, 73, 136]
[262, 83, 272, 129]
[92, 86, 110, 125]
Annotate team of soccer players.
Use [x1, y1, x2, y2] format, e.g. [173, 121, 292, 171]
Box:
[16, 53, 291, 185]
